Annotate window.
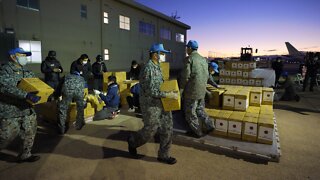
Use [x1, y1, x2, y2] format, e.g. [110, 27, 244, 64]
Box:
[176, 33, 185, 43]
[103, 12, 109, 24]
[17, 0, 39, 10]
[119, 15, 130, 30]
[80, 4, 87, 19]
[104, 49, 109, 60]
[160, 28, 171, 40]
[139, 21, 155, 36]
[18, 40, 42, 63]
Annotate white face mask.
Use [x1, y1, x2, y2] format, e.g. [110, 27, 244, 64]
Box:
[159, 54, 166, 62]
[82, 61, 88, 65]
[17, 56, 28, 66]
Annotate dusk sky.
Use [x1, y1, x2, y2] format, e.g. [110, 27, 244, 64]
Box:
[135, 0, 320, 57]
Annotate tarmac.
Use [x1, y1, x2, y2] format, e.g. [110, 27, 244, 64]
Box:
[0, 85, 320, 179]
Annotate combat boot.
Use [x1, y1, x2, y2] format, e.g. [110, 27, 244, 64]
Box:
[157, 157, 177, 165]
[17, 155, 40, 163]
[127, 136, 137, 156]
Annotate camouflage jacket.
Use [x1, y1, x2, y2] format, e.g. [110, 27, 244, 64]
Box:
[0, 61, 35, 118]
[180, 51, 209, 100]
[62, 73, 86, 95]
[139, 59, 166, 105]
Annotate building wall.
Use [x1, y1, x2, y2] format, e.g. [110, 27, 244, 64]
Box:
[0, 0, 189, 77]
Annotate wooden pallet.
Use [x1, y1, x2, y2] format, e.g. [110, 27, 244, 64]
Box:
[173, 115, 281, 162]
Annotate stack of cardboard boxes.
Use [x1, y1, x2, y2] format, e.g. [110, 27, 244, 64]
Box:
[205, 84, 275, 145]
[19, 78, 96, 123]
[219, 61, 263, 87]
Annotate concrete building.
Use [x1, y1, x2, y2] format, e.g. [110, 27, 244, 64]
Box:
[0, 0, 190, 76]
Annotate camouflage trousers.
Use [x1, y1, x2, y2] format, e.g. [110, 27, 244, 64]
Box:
[129, 99, 173, 159]
[0, 113, 37, 160]
[58, 92, 85, 129]
[184, 98, 214, 136]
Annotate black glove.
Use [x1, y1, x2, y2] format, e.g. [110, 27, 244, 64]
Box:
[26, 92, 41, 103]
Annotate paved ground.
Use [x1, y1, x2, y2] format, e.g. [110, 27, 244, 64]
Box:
[0, 86, 319, 179]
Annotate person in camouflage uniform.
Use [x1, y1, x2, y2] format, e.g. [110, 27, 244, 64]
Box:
[180, 40, 214, 138]
[0, 48, 41, 163]
[57, 71, 86, 134]
[127, 43, 178, 165]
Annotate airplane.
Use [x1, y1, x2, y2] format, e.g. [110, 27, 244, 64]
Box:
[285, 42, 306, 61]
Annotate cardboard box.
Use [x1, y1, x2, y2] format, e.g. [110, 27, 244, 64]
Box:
[242, 79, 249, 86]
[205, 108, 220, 119]
[260, 105, 273, 115]
[68, 102, 95, 122]
[247, 106, 261, 114]
[213, 110, 233, 136]
[119, 88, 131, 106]
[230, 70, 237, 77]
[228, 111, 245, 139]
[231, 61, 238, 69]
[225, 78, 231, 85]
[250, 87, 262, 107]
[230, 78, 237, 85]
[234, 90, 249, 111]
[262, 87, 274, 105]
[219, 69, 225, 76]
[17, 78, 54, 105]
[86, 94, 106, 112]
[249, 62, 256, 69]
[222, 89, 237, 110]
[225, 61, 232, 69]
[242, 116, 258, 142]
[123, 80, 139, 89]
[248, 78, 255, 86]
[160, 80, 180, 111]
[242, 70, 250, 78]
[236, 78, 243, 85]
[84, 88, 89, 98]
[224, 70, 231, 77]
[208, 89, 225, 108]
[245, 112, 259, 119]
[160, 62, 170, 80]
[114, 72, 127, 83]
[236, 70, 243, 77]
[257, 115, 274, 145]
[237, 62, 243, 69]
[255, 78, 263, 87]
[219, 77, 226, 84]
[243, 62, 250, 70]
[103, 72, 113, 84]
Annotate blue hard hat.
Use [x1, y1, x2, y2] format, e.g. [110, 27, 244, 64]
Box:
[8, 47, 31, 56]
[281, 71, 288, 77]
[209, 62, 219, 73]
[149, 43, 171, 53]
[186, 40, 198, 50]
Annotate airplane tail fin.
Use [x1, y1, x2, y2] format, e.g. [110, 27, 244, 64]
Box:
[285, 42, 303, 56]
